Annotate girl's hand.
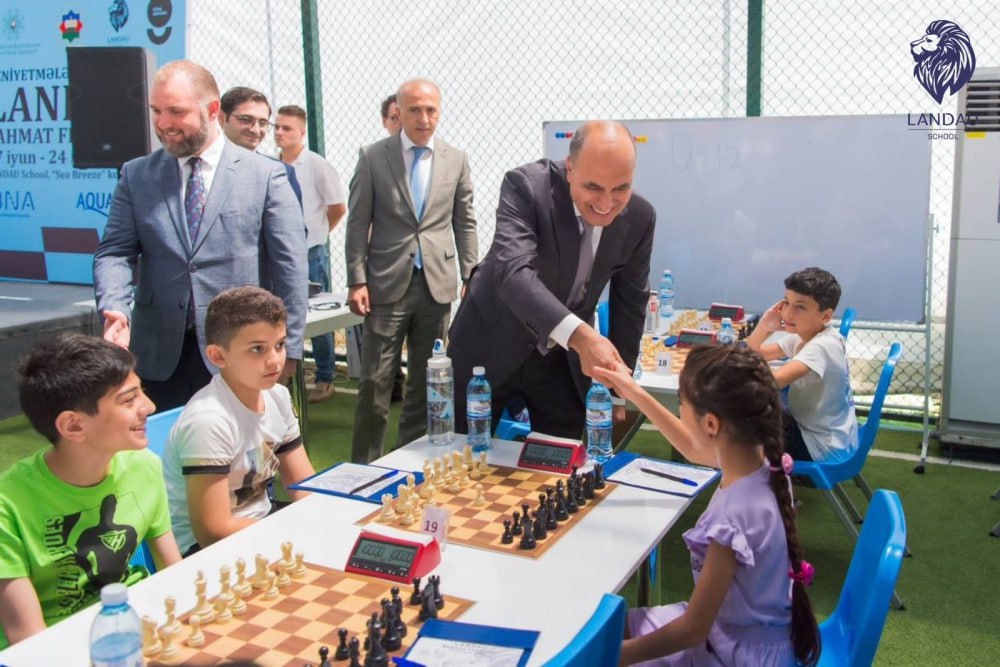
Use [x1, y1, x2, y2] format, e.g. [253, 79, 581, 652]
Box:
[592, 362, 640, 402]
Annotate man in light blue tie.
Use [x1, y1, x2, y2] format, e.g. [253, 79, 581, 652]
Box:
[345, 79, 478, 462]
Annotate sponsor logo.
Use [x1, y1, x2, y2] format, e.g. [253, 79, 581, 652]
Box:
[109, 0, 129, 32]
[910, 20, 976, 104]
[59, 9, 83, 43]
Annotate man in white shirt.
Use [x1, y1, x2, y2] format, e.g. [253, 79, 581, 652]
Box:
[275, 105, 347, 403]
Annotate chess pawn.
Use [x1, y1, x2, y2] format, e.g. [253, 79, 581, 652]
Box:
[252, 553, 270, 589]
[451, 451, 463, 474]
[433, 456, 444, 478]
[162, 595, 182, 636]
[234, 558, 252, 598]
[141, 615, 161, 657]
[292, 551, 307, 578]
[186, 615, 206, 648]
[214, 595, 232, 623]
[263, 571, 279, 600]
[398, 499, 417, 526]
[378, 493, 397, 522]
[463, 443, 473, 466]
[478, 452, 488, 474]
[471, 482, 486, 507]
[396, 486, 412, 515]
[157, 623, 179, 661]
[276, 560, 292, 588]
[469, 461, 481, 480]
[232, 586, 247, 615]
[418, 480, 432, 500]
[406, 472, 417, 491]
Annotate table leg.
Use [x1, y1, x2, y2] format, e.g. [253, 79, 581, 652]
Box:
[290, 361, 309, 450]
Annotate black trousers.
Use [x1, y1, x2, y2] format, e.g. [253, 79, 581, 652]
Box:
[141, 329, 212, 411]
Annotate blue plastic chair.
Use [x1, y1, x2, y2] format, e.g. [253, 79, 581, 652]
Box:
[793, 342, 904, 607]
[127, 406, 184, 573]
[543, 592, 626, 667]
[815, 489, 907, 666]
[838, 307, 856, 339]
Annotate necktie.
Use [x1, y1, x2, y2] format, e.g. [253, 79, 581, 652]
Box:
[568, 222, 595, 308]
[410, 146, 429, 269]
[185, 156, 206, 243]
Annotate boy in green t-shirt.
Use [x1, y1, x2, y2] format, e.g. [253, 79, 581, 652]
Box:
[0, 334, 182, 648]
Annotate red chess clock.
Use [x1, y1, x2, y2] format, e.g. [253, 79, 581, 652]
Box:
[675, 328, 718, 349]
[708, 303, 746, 322]
[517, 432, 588, 474]
[345, 530, 441, 584]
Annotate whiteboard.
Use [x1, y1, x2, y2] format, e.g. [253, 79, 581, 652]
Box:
[542, 115, 931, 323]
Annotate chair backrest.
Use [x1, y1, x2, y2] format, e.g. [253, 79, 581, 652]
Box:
[856, 342, 903, 457]
[543, 593, 626, 667]
[597, 300, 610, 337]
[818, 489, 907, 666]
[144, 406, 184, 458]
[838, 307, 856, 339]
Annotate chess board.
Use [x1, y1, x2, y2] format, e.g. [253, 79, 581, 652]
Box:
[358, 465, 616, 559]
[147, 561, 474, 666]
[639, 310, 749, 373]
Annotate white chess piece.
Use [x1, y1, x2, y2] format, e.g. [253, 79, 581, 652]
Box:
[158, 624, 179, 660]
[276, 560, 292, 588]
[232, 586, 247, 616]
[399, 500, 417, 526]
[162, 596, 181, 636]
[280, 540, 294, 569]
[472, 482, 487, 507]
[378, 493, 397, 522]
[252, 553, 269, 589]
[292, 551, 307, 578]
[141, 615, 161, 657]
[234, 558, 252, 598]
[186, 616, 205, 648]
[463, 443, 473, 466]
[190, 570, 215, 624]
[263, 571, 279, 600]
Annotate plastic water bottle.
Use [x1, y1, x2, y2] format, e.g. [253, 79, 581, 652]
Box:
[717, 317, 737, 345]
[426, 339, 454, 445]
[658, 270, 675, 317]
[90, 583, 144, 667]
[466, 366, 492, 452]
[585, 381, 614, 463]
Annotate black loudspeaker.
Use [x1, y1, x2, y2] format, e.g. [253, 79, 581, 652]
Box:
[67, 47, 156, 169]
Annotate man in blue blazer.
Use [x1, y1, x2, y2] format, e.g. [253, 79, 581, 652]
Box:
[93, 60, 307, 410]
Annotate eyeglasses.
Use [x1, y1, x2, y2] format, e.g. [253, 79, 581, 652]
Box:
[232, 114, 274, 130]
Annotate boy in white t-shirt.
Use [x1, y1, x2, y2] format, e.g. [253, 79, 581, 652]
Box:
[163, 287, 316, 555]
[747, 267, 858, 462]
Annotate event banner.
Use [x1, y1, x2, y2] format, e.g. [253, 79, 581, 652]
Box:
[0, 2, 185, 283]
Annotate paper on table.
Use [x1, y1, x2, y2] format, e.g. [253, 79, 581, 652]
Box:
[609, 458, 717, 496]
[297, 463, 406, 496]
[405, 636, 524, 667]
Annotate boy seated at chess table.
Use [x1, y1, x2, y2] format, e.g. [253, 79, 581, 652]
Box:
[0, 334, 182, 648]
[745, 267, 858, 462]
[163, 287, 316, 557]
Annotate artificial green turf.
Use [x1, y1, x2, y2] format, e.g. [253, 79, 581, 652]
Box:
[2, 384, 998, 664]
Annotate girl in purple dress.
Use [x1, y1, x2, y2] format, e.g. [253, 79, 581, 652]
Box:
[594, 346, 820, 666]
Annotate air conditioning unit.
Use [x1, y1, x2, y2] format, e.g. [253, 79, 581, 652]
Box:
[938, 66, 1000, 448]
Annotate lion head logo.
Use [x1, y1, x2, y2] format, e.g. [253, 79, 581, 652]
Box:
[911, 20, 976, 104]
[109, 0, 129, 33]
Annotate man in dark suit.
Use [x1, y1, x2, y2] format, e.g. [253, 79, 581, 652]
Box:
[94, 60, 307, 411]
[449, 121, 655, 438]
[345, 79, 477, 462]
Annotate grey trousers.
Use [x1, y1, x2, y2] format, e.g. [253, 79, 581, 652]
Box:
[351, 270, 450, 463]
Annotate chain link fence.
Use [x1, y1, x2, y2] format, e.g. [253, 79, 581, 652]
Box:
[189, 0, 1000, 423]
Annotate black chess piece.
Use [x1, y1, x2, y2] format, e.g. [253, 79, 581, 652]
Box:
[318, 645, 332, 667]
[418, 585, 439, 622]
[501, 519, 514, 544]
[390, 587, 405, 637]
[533, 510, 547, 539]
[565, 480, 579, 514]
[409, 577, 422, 605]
[521, 502, 530, 521]
[554, 482, 569, 521]
[511, 511, 523, 535]
[430, 574, 444, 610]
[583, 472, 595, 500]
[594, 462, 606, 489]
[364, 612, 389, 667]
[349, 637, 362, 667]
[574, 475, 586, 506]
[545, 498, 558, 530]
[519, 514, 537, 550]
[334, 628, 350, 660]
[380, 599, 402, 652]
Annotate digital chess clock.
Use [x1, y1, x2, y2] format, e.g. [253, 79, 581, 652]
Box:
[676, 328, 718, 349]
[345, 530, 441, 583]
[517, 432, 588, 474]
[708, 303, 745, 321]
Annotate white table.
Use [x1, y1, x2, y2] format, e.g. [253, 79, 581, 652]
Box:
[0, 438, 694, 666]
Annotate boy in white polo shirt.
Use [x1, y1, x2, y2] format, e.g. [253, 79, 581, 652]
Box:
[747, 267, 858, 462]
[163, 287, 316, 556]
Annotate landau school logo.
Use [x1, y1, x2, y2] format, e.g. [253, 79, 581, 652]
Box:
[910, 20, 976, 104]
[109, 0, 128, 32]
[59, 9, 83, 43]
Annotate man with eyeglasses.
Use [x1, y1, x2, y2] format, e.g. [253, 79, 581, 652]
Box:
[219, 87, 302, 205]
[276, 105, 347, 404]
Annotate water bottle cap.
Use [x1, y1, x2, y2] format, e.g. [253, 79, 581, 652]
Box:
[431, 339, 445, 357]
[722, 317, 732, 326]
[100, 583, 128, 606]
[472, 366, 485, 376]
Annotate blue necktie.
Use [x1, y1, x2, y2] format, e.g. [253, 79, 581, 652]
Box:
[185, 156, 206, 243]
[410, 146, 428, 269]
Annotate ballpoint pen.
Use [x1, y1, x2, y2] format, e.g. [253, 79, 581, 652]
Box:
[349, 470, 397, 495]
[640, 467, 698, 487]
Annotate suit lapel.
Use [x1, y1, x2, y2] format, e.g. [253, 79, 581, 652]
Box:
[423, 140, 448, 225]
[159, 150, 188, 254]
[552, 162, 582, 303]
[384, 134, 417, 225]
[192, 142, 237, 255]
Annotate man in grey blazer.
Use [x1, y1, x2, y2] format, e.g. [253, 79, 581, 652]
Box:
[449, 121, 655, 438]
[346, 79, 477, 463]
[94, 60, 307, 411]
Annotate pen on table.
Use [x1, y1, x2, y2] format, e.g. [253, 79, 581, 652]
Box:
[349, 470, 397, 495]
[640, 467, 698, 487]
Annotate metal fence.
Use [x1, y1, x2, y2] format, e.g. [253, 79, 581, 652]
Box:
[189, 0, 1000, 417]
